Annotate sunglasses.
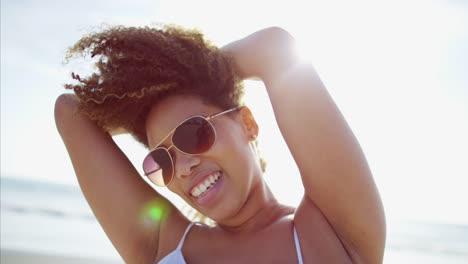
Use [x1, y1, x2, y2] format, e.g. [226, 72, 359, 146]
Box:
[143, 106, 241, 187]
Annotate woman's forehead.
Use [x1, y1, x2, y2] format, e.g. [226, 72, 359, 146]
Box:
[145, 95, 219, 147]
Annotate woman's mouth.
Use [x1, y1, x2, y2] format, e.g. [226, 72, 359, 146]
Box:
[190, 171, 221, 198]
[190, 171, 224, 207]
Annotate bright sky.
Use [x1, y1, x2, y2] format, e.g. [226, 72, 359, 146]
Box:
[1, 0, 467, 225]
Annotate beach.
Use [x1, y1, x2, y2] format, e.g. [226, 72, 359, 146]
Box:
[1, 249, 122, 264]
[1, 176, 467, 264]
[1, 177, 123, 263]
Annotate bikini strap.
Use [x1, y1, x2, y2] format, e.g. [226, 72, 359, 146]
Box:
[176, 222, 197, 250]
[293, 225, 304, 264]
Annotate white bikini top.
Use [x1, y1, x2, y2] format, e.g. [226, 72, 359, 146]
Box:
[157, 222, 304, 264]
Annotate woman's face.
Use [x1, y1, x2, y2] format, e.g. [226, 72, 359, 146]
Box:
[145, 95, 262, 222]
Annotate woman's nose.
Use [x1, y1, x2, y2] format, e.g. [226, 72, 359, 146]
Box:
[173, 150, 201, 179]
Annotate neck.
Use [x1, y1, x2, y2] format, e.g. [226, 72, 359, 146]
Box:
[216, 179, 294, 233]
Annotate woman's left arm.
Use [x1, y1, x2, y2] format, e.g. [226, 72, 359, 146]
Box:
[223, 27, 386, 263]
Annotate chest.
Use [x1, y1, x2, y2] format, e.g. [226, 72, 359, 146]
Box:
[182, 227, 300, 264]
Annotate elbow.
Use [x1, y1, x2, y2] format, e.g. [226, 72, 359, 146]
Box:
[54, 94, 79, 132]
[263, 26, 295, 43]
[255, 27, 299, 81]
[261, 26, 296, 58]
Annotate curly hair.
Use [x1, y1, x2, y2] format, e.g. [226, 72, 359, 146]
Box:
[65, 26, 243, 144]
[64, 24, 266, 172]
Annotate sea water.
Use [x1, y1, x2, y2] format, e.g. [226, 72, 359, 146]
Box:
[0, 176, 121, 261]
[1, 176, 468, 263]
[385, 220, 468, 263]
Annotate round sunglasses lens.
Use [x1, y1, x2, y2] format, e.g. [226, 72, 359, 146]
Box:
[143, 149, 173, 186]
[173, 117, 215, 154]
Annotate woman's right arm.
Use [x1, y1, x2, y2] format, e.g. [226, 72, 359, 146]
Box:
[54, 94, 187, 264]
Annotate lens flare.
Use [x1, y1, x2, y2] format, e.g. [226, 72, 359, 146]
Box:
[149, 207, 162, 220]
[140, 199, 171, 227]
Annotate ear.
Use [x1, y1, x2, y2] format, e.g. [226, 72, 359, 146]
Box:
[238, 106, 259, 141]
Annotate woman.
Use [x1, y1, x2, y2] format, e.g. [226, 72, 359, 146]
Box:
[55, 25, 386, 263]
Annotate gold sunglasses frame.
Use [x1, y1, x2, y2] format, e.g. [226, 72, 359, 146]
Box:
[143, 106, 241, 187]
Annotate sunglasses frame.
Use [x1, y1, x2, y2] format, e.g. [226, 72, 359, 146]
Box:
[143, 106, 242, 187]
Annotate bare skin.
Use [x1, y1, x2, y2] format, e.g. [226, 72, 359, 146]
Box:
[55, 27, 385, 263]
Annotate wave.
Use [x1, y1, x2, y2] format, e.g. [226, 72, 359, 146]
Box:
[386, 221, 468, 256]
[1, 203, 95, 221]
[387, 240, 468, 256]
[1, 176, 95, 221]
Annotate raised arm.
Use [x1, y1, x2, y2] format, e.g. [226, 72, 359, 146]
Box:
[223, 27, 386, 263]
[54, 94, 188, 264]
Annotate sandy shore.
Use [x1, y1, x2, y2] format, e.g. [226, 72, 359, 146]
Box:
[0, 249, 123, 264]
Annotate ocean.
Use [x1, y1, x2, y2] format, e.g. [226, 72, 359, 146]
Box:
[0, 176, 122, 262]
[1, 176, 467, 263]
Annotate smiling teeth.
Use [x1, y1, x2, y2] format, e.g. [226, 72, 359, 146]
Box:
[191, 172, 221, 198]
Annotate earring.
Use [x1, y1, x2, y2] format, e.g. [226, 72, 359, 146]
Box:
[250, 134, 257, 140]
